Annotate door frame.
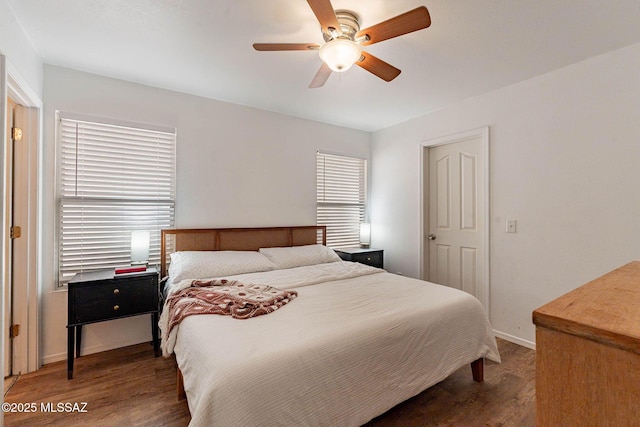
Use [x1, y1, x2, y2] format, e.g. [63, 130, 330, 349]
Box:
[419, 127, 490, 311]
[1, 55, 42, 374]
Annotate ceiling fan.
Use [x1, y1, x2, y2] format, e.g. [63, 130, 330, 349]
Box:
[253, 0, 431, 88]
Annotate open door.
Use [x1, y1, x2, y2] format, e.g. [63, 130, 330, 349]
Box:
[3, 97, 14, 377]
[4, 95, 39, 377]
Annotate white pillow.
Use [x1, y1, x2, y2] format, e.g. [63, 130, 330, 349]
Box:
[168, 251, 275, 283]
[259, 244, 341, 270]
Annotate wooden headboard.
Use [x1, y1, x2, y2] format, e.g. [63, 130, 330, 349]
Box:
[160, 226, 327, 277]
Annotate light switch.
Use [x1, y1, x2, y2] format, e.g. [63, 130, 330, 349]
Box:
[506, 220, 517, 233]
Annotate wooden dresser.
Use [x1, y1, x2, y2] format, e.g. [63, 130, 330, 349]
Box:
[532, 261, 640, 426]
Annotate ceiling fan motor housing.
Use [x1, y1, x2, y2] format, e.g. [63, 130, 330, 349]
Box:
[323, 10, 360, 42]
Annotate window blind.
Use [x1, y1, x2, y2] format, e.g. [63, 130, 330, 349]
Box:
[316, 152, 366, 248]
[57, 114, 176, 284]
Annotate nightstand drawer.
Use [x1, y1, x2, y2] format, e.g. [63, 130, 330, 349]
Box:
[73, 278, 155, 323]
[350, 251, 383, 267]
[334, 248, 384, 269]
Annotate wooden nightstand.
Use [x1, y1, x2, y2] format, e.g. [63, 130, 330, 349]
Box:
[67, 267, 159, 379]
[334, 248, 384, 269]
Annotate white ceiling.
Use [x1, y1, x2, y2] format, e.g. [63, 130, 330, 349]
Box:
[8, 0, 640, 131]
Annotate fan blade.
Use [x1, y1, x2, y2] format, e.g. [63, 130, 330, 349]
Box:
[309, 63, 332, 88]
[253, 43, 321, 51]
[307, 0, 342, 36]
[356, 51, 401, 82]
[356, 6, 431, 46]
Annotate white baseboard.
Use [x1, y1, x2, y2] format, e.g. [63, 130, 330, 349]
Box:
[42, 351, 67, 365]
[493, 329, 536, 350]
[42, 337, 152, 365]
[43, 330, 531, 365]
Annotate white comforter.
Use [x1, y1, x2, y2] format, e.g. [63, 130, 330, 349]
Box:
[163, 261, 500, 427]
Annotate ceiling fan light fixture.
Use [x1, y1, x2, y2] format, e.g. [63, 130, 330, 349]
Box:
[319, 38, 361, 72]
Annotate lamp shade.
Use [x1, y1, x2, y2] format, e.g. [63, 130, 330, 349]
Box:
[359, 223, 371, 247]
[319, 39, 361, 72]
[131, 230, 150, 265]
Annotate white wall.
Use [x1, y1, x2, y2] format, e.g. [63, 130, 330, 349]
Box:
[371, 42, 640, 347]
[0, 0, 42, 97]
[41, 65, 370, 363]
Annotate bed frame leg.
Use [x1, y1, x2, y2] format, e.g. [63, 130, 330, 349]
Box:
[471, 358, 484, 382]
[177, 368, 186, 400]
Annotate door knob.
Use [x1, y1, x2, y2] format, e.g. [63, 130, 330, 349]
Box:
[427, 233, 436, 240]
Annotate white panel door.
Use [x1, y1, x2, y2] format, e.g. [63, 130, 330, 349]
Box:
[428, 135, 485, 303]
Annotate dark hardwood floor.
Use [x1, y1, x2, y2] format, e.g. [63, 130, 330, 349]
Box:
[365, 338, 536, 427]
[4, 338, 534, 426]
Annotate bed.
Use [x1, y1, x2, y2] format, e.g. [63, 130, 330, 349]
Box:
[158, 226, 500, 427]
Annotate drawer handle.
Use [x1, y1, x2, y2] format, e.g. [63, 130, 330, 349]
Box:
[113, 289, 120, 295]
[367, 257, 371, 261]
[113, 305, 120, 311]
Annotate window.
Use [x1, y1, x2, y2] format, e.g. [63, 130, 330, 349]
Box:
[57, 113, 176, 284]
[316, 152, 366, 248]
